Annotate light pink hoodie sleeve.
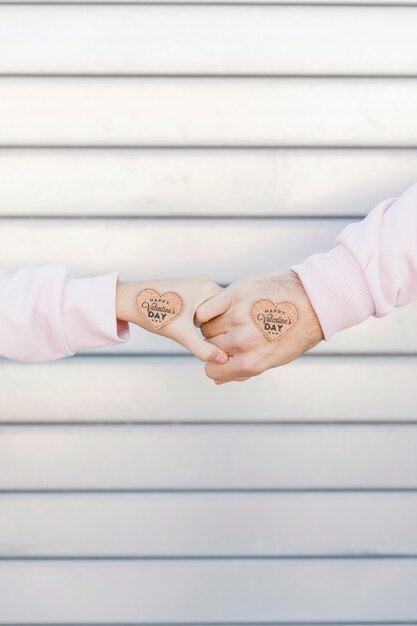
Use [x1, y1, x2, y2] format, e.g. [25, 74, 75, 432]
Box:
[0, 264, 130, 362]
[291, 181, 417, 340]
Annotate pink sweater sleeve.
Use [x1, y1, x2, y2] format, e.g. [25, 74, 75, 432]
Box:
[291, 181, 417, 340]
[0, 264, 130, 362]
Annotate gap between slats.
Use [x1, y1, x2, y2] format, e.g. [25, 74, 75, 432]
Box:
[0, 623, 414, 626]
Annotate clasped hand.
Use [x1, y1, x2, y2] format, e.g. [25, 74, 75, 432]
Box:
[116, 272, 323, 384]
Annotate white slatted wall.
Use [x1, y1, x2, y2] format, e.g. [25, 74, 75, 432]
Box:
[1, 2, 417, 623]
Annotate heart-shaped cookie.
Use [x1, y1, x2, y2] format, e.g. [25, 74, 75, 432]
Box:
[136, 289, 184, 330]
[251, 300, 298, 342]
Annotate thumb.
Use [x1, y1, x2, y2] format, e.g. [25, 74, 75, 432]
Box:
[183, 329, 229, 364]
[195, 290, 231, 327]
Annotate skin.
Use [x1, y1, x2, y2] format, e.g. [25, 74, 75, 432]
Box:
[116, 275, 228, 364]
[195, 270, 324, 384]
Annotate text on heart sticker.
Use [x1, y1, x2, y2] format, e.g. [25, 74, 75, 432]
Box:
[251, 300, 298, 341]
[136, 289, 184, 330]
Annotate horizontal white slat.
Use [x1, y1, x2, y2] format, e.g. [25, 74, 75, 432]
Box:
[1, 424, 416, 489]
[96, 302, 417, 355]
[1, 148, 416, 217]
[1, 78, 416, 146]
[2, 493, 417, 557]
[2, 216, 417, 355]
[1, 356, 416, 422]
[1, 6, 416, 75]
[1, 560, 416, 621]
[3, 425, 417, 491]
[0, 217, 350, 281]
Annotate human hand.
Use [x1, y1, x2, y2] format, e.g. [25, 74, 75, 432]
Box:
[116, 275, 228, 364]
[195, 271, 324, 383]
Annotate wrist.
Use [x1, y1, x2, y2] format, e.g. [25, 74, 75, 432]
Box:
[116, 281, 140, 324]
[272, 269, 324, 341]
[288, 270, 325, 341]
[291, 245, 375, 340]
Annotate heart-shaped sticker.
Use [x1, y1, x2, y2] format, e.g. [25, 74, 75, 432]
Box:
[136, 289, 184, 330]
[251, 300, 298, 342]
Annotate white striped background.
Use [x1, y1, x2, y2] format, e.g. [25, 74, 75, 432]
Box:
[0, 1, 417, 624]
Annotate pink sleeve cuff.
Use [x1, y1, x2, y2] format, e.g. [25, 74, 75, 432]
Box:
[62, 272, 130, 353]
[291, 244, 375, 341]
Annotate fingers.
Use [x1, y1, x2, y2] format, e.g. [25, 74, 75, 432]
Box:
[179, 328, 229, 364]
[205, 353, 261, 384]
[200, 314, 232, 339]
[205, 356, 242, 384]
[195, 290, 232, 327]
[206, 334, 236, 356]
[214, 377, 249, 385]
[206, 325, 257, 355]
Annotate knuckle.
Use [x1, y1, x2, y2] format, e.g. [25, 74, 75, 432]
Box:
[230, 313, 242, 328]
[227, 336, 241, 352]
[230, 304, 249, 328]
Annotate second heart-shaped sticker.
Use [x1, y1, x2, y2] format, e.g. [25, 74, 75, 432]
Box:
[252, 300, 298, 341]
[136, 289, 184, 330]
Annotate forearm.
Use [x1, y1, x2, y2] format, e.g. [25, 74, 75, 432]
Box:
[291, 181, 417, 340]
[0, 265, 128, 363]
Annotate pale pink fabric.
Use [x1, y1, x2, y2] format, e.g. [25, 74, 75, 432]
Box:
[292, 182, 417, 340]
[0, 264, 129, 362]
